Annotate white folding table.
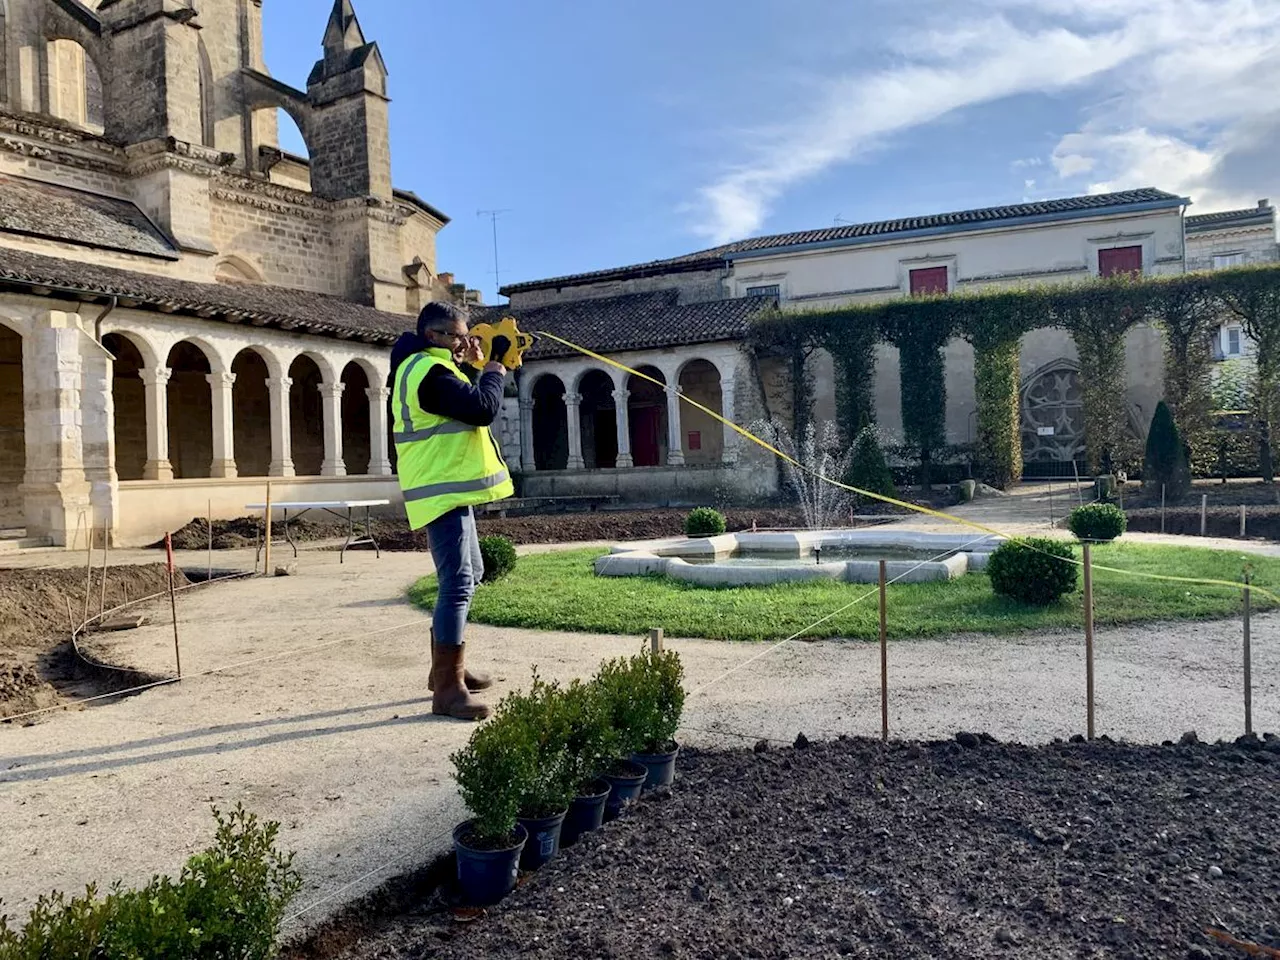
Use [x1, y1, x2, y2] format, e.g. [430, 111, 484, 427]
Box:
[244, 499, 390, 564]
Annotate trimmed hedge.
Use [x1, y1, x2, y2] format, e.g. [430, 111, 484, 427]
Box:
[685, 507, 727, 537]
[479, 534, 518, 583]
[1068, 503, 1128, 542]
[986, 538, 1079, 606]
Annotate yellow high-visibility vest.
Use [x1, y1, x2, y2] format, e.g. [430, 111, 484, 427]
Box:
[391, 348, 513, 529]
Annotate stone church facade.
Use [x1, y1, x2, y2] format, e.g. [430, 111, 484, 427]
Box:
[0, 0, 467, 547]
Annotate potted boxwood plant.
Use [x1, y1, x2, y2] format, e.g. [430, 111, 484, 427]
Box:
[503, 673, 576, 871]
[449, 705, 535, 905]
[595, 649, 687, 816]
[558, 678, 618, 847]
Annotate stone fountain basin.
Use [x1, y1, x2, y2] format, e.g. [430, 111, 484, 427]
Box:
[594, 530, 1004, 586]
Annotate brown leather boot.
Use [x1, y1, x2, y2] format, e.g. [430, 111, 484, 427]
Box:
[428, 648, 492, 692]
[431, 643, 491, 721]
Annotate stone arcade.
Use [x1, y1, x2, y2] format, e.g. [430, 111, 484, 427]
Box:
[0, 0, 468, 547]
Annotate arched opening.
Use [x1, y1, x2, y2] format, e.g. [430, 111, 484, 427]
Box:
[166, 342, 213, 480]
[678, 360, 723, 464]
[341, 362, 372, 476]
[216, 257, 262, 284]
[532, 374, 568, 471]
[45, 39, 103, 133]
[231, 348, 272, 478]
[289, 355, 324, 476]
[264, 109, 312, 192]
[102, 333, 147, 481]
[578, 370, 617, 469]
[0, 5, 9, 110]
[0, 322, 24, 529]
[627, 367, 668, 467]
[197, 37, 215, 148]
[1020, 361, 1086, 473]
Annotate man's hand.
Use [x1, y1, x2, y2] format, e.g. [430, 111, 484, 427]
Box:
[460, 335, 485, 366]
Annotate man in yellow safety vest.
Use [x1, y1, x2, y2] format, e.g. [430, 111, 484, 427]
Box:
[388, 302, 515, 720]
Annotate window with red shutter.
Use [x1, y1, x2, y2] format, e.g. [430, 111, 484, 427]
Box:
[909, 266, 948, 296]
[1098, 245, 1143, 277]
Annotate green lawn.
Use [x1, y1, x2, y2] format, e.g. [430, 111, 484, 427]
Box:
[408, 543, 1279, 642]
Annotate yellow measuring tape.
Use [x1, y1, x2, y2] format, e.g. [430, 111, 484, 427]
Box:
[534, 329, 1278, 605]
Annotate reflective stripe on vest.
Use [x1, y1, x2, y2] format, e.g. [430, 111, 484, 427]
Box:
[391, 348, 513, 529]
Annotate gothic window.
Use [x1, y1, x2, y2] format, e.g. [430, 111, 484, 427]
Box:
[84, 54, 103, 129]
[1020, 363, 1086, 464]
[198, 39, 215, 148]
[0, 3, 8, 107]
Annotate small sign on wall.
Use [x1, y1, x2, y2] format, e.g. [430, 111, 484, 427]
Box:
[1037, 427, 1056, 437]
[688, 431, 702, 450]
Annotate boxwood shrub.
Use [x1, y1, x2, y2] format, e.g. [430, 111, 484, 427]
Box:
[986, 538, 1079, 606]
[1068, 503, 1127, 542]
[685, 507, 727, 538]
[479, 534, 517, 583]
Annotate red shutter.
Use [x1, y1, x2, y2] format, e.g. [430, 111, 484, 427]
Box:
[909, 266, 948, 296]
[1098, 245, 1143, 277]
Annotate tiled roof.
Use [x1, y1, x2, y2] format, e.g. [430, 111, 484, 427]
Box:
[1186, 206, 1275, 233]
[471, 291, 775, 360]
[0, 246, 410, 343]
[0, 174, 178, 259]
[502, 188, 1186, 294]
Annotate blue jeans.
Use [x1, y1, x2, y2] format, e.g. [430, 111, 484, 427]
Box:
[426, 507, 484, 648]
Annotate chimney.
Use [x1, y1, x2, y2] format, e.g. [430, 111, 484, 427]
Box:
[439, 272, 454, 287]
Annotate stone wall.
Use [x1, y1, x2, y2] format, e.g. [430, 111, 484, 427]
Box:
[210, 187, 342, 295]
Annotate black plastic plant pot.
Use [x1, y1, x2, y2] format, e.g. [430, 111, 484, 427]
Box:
[631, 741, 680, 790]
[602, 760, 647, 822]
[453, 821, 528, 906]
[516, 808, 567, 871]
[561, 779, 610, 847]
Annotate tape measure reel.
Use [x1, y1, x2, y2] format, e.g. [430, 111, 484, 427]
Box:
[466, 316, 535, 371]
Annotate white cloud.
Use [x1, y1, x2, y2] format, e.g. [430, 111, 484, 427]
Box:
[690, 0, 1280, 241]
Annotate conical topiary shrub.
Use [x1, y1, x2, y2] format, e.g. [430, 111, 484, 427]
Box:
[845, 424, 897, 500]
[1143, 401, 1191, 499]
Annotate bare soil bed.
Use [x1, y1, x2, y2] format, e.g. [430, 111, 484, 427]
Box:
[289, 735, 1280, 960]
[0, 564, 182, 719]
[1125, 505, 1280, 540]
[165, 506, 920, 552]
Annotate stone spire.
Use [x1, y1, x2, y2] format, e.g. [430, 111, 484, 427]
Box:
[323, 0, 366, 57]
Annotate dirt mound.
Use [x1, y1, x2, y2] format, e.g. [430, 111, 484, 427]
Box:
[300, 735, 1280, 959]
[0, 564, 185, 718]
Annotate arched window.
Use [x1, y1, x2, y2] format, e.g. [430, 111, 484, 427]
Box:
[198, 38, 215, 148]
[45, 39, 103, 133]
[215, 257, 262, 284]
[0, 3, 9, 109]
[0, 320, 24, 529]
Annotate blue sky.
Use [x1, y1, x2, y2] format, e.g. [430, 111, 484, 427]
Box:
[264, 1, 1280, 302]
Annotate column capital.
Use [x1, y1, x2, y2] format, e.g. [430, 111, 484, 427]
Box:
[612, 389, 630, 403]
[366, 386, 391, 402]
[665, 384, 683, 397]
[519, 397, 536, 412]
[267, 376, 294, 392]
[206, 371, 237, 389]
[564, 391, 582, 407]
[141, 366, 172, 387]
[320, 382, 346, 400]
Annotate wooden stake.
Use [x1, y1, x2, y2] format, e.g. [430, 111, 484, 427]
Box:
[1047, 480, 1054, 528]
[1083, 543, 1095, 741]
[1200, 494, 1208, 537]
[207, 499, 213, 584]
[82, 523, 94, 624]
[649, 627, 664, 654]
[879, 559, 888, 744]
[1241, 504, 1247, 539]
[264, 481, 273, 576]
[1160, 485, 1166, 534]
[166, 532, 182, 679]
[1072, 459, 1084, 509]
[65, 597, 76, 636]
[1243, 571, 1253, 737]
[99, 528, 110, 619]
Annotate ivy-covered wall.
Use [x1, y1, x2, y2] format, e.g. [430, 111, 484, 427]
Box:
[749, 265, 1280, 485]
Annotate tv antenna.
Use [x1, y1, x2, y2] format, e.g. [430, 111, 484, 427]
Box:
[833, 215, 856, 226]
[477, 209, 512, 298]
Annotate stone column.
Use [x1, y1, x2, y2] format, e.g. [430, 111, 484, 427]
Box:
[320, 382, 346, 477]
[721, 377, 738, 465]
[613, 389, 633, 468]
[564, 391, 585, 469]
[20, 310, 93, 545]
[207, 371, 238, 478]
[665, 384, 686, 466]
[140, 366, 174, 481]
[519, 397, 536, 472]
[267, 376, 295, 477]
[366, 386, 392, 476]
[82, 345, 120, 543]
